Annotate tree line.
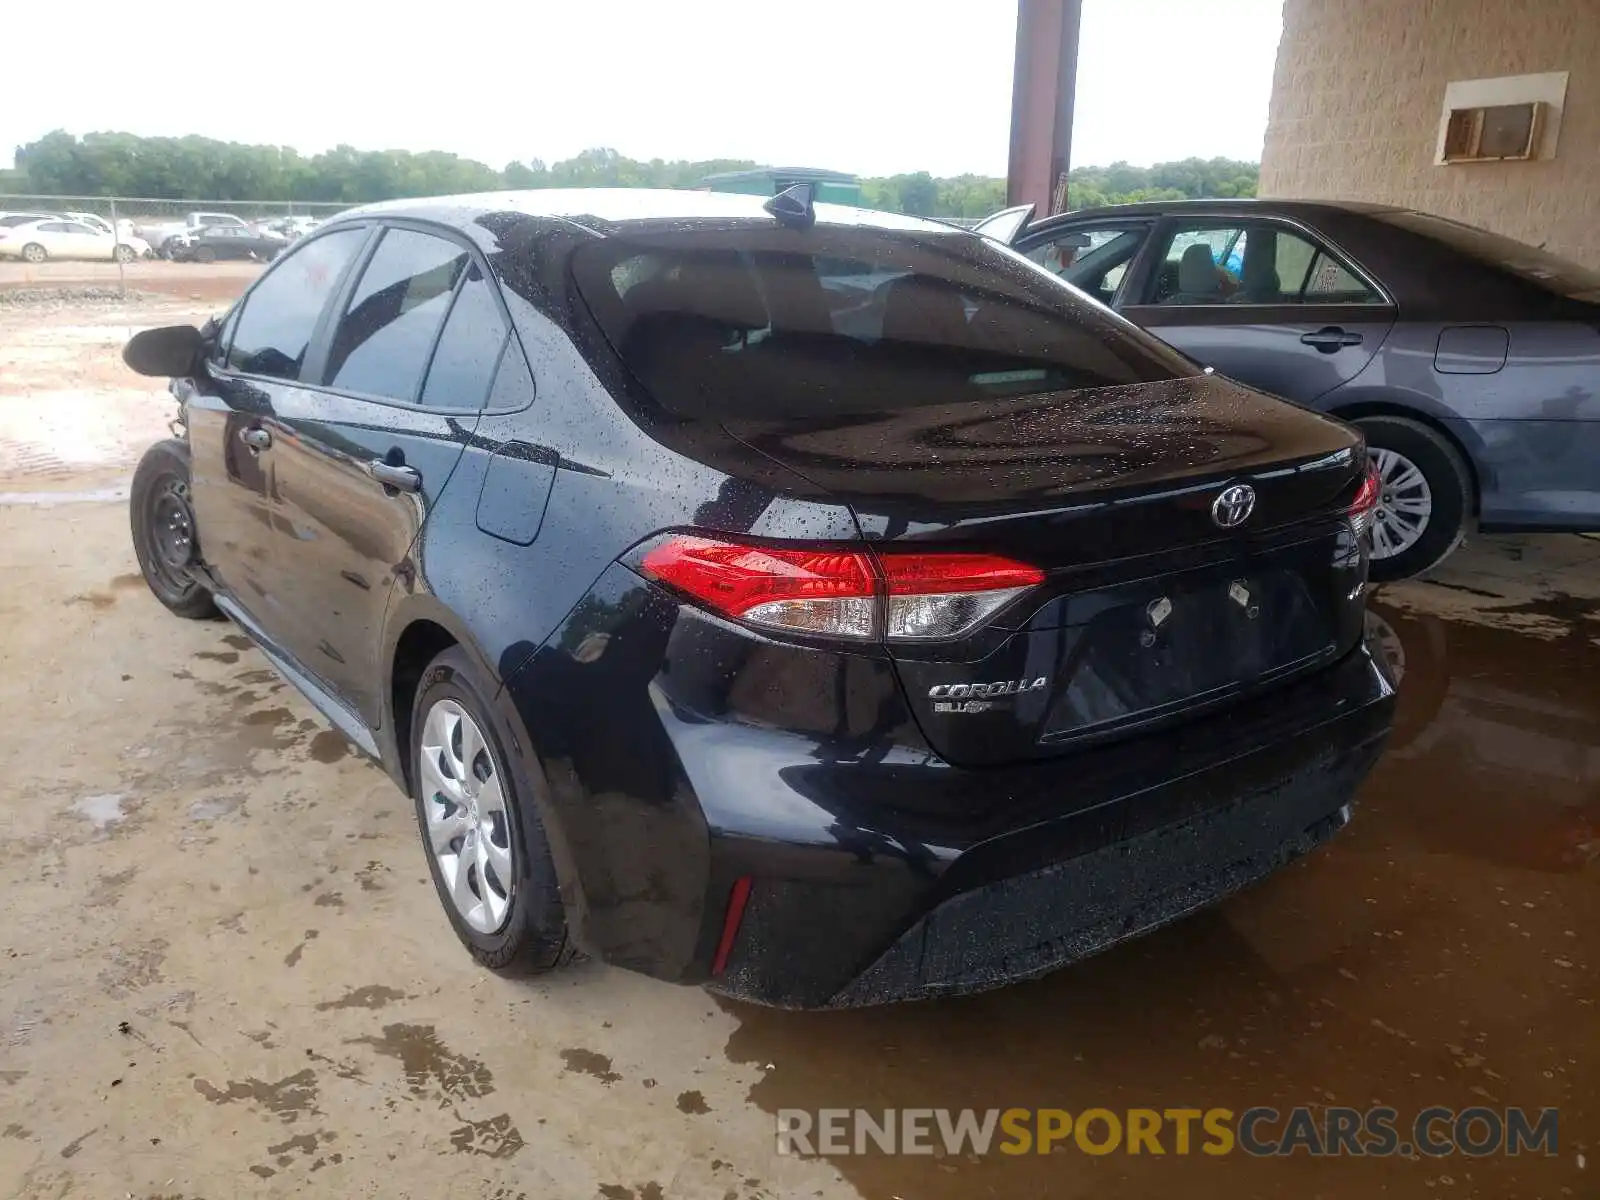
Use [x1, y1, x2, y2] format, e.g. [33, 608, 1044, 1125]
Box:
[1, 131, 1258, 216]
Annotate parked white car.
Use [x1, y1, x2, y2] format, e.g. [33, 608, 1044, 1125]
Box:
[66, 211, 141, 241]
[0, 217, 152, 263]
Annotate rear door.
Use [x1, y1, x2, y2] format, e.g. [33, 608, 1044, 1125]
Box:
[1123, 217, 1395, 404]
[188, 225, 372, 625]
[263, 222, 499, 727]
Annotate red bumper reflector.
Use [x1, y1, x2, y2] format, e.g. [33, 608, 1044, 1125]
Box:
[711, 876, 753, 976]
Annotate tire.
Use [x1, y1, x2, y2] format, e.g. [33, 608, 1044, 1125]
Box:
[113, 243, 136, 264]
[130, 439, 220, 619]
[1356, 415, 1472, 583]
[193, 245, 216, 264]
[410, 646, 574, 975]
[20, 243, 46, 264]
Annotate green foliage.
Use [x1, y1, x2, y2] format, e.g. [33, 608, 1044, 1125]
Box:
[1065, 158, 1258, 210]
[5, 133, 1257, 218]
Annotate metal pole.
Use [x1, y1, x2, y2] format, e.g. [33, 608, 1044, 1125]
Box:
[110, 196, 125, 297]
[1007, 0, 1082, 216]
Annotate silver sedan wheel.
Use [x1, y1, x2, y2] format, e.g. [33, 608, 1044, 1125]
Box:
[1369, 447, 1432, 560]
[419, 699, 513, 934]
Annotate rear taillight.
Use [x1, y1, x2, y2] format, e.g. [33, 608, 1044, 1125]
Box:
[1348, 460, 1381, 540]
[639, 535, 1043, 641]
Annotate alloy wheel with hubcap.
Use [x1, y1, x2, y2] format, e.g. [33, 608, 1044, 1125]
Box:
[21, 243, 46, 264]
[419, 698, 514, 934]
[1368, 446, 1433, 562]
[1354, 414, 1471, 583]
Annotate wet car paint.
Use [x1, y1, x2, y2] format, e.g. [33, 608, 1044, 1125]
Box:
[160, 190, 1386, 1007]
[715, 590, 1598, 1196]
[1014, 199, 1600, 534]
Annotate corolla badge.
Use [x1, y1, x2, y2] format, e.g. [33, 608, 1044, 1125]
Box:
[1211, 483, 1256, 529]
[929, 676, 1048, 715]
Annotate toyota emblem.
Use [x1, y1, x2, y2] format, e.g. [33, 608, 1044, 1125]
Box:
[1211, 483, 1256, 529]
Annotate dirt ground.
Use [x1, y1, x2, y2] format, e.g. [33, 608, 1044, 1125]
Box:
[0, 284, 1595, 1199]
[0, 260, 263, 303]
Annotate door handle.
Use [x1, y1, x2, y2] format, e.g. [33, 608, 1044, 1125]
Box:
[239, 427, 272, 450]
[367, 459, 421, 493]
[1300, 327, 1364, 353]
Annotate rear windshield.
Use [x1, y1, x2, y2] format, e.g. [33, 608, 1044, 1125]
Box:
[570, 226, 1195, 419]
[1375, 211, 1600, 302]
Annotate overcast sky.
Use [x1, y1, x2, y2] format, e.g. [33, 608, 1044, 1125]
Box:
[0, 0, 1283, 176]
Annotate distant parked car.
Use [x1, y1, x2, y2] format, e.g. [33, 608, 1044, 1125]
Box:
[0, 217, 151, 263]
[255, 215, 321, 241]
[997, 199, 1600, 580]
[168, 225, 288, 263]
[138, 211, 252, 256]
[65, 211, 141, 242]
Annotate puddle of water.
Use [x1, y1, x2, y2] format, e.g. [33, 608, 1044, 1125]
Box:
[716, 602, 1598, 1199]
[188, 795, 244, 821]
[71, 792, 128, 828]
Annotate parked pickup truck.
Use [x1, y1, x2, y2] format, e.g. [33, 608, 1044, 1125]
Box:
[137, 211, 251, 256]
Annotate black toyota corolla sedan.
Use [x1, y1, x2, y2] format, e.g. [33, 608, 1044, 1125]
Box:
[123, 187, 1395, 1008]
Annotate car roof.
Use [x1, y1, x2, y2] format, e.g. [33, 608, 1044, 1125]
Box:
[1033, 197, 1403, 223]
[333, 187, 955, 237]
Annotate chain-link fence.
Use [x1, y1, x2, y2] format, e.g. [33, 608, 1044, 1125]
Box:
[0, 194, 354, 299]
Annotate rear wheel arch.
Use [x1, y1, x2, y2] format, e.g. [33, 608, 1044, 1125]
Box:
[385, 605, 588, 938]
[1325, 398, 1482, 515]
[389, 617, 461, 795]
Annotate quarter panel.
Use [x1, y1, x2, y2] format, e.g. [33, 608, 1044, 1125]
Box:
[409, 293, 861, 687]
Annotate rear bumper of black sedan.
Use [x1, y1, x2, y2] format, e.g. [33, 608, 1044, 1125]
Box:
[705, 642, 1391, 1008]
[503, 569, 1395, 1009]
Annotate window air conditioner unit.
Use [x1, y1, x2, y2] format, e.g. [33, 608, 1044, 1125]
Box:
[1441, 101, 1544, 163]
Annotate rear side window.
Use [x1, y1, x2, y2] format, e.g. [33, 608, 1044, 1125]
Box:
[419, 263, 510, 409]
[571, 228, 1193, 419]
[226, 227, 367, 380]
[325, 228, 468, 401]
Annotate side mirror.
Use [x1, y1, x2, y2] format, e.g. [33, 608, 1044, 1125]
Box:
[124, 324, 205, 378]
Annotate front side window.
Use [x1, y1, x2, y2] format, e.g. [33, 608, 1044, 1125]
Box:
[324, 227, 468, 401]
[1026, 225, 1150, 306]
[571, 227, 1195, 419]
[226, 226, 367, 380]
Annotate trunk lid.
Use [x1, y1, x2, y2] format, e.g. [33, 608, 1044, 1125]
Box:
[723, 373, 1370, 767]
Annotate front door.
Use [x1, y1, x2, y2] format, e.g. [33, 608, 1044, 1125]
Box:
[264, 224, 503, 727]
[1018, 219, 1156, 309]
[1122, 218, 1395, 405]
[187, 225, 372, 625]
